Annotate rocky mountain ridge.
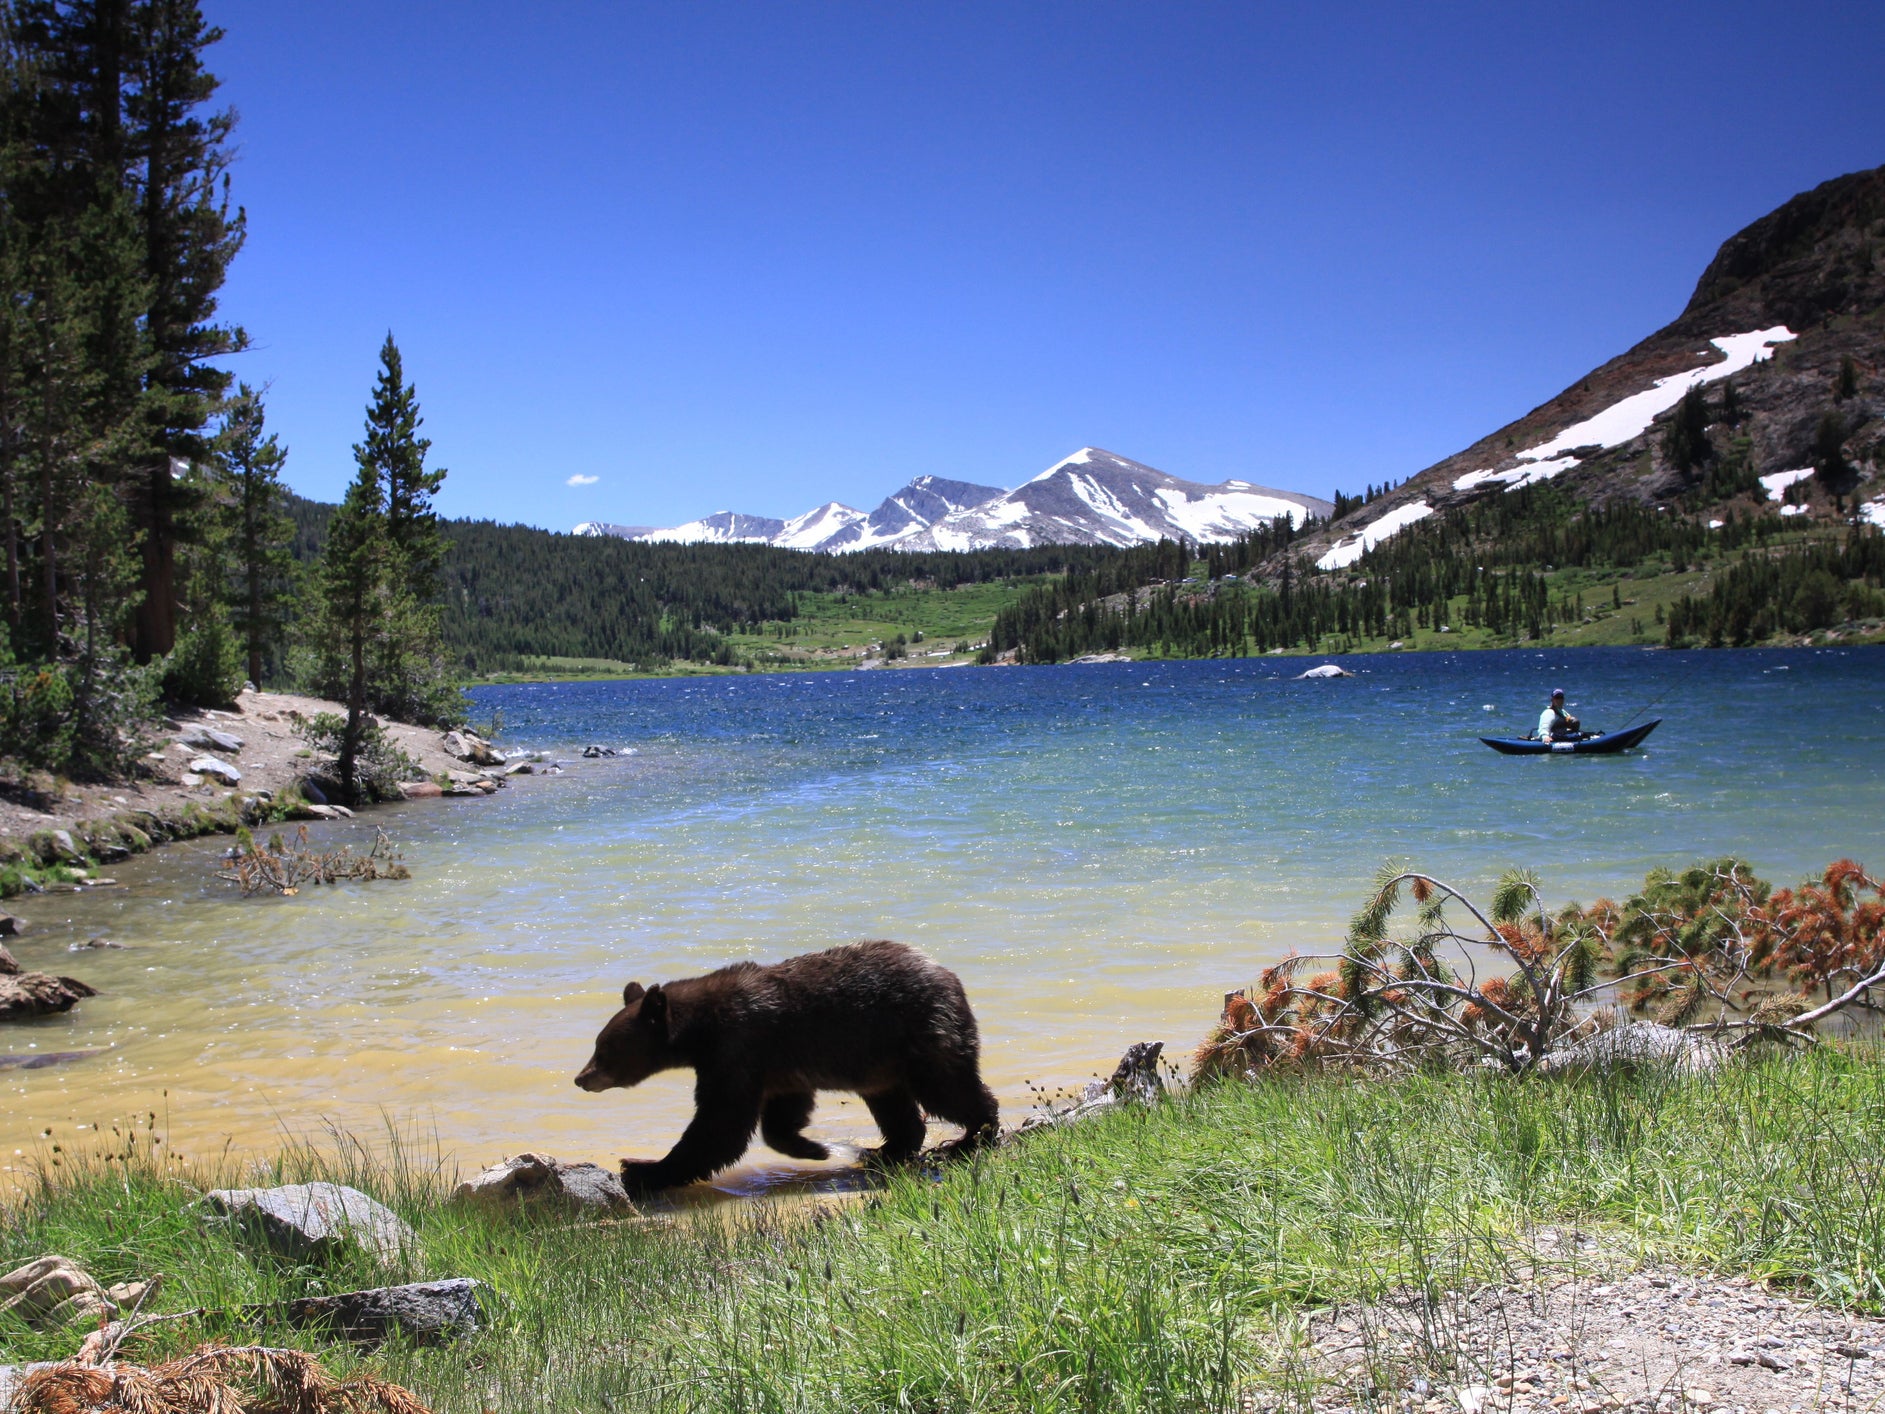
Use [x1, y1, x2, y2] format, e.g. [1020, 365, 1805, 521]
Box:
[1297, 164, 1885, 573]
[576, 455, 1329, 554]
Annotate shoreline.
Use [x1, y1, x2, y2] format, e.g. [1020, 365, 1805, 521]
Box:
[0, 688, 522, 903]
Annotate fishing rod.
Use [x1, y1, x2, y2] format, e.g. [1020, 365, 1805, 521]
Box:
[1611, 641, 1714, 732]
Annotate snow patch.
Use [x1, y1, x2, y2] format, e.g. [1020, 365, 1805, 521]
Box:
[1707, 519, 1725, 530]
[1452, 328, 1796, 495]
[1316, 501, 1434, 570]
[1760, 467, 1815, 501]
[1780, 503, 1811, 517]
[1027, 447, 1096, 484]
[1861, 499, 1885, 529]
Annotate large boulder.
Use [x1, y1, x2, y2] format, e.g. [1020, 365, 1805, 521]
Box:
[1295, 663, 1353, 679]
[201, 1182, 414, 1263]
[272, 1278, 487, 1346]
[452, 1152, 631, 1211]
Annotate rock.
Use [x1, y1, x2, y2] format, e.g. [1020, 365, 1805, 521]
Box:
[398, 780, 444, 799]
[581, 744, 618, 758]
[188, 755, 242, 786]
[301, 775, 329, 805]
[45, 829, 83, 863]
[70, 936, 125, 951]
[180, 772, 204, 787]
[201, 1182, 414, 1263]
[272, 1278, 487, 1346]
[291, 802, 342, 820]
[0, 1255, 113, 1329]
[503, 760, 535, 775]
[1295, 663, 1353, 679]
[1067, 652, 1130, 664]
[452, 1152, 631, 1211]
[442, 730, 504, 767]
[0, 943, 15, 974]
[0, 970, 97, 1020]
[1537, 1021, 1726, 1076]
[0, 912, 24, 936]
[0, 1048, 105, 1072]
[178, 723, 245, 754]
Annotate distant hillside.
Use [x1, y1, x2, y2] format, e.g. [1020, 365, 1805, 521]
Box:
[1294, 164, 1885, 572]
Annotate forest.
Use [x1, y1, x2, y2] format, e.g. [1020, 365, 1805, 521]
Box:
[982, 484, 1883, 662]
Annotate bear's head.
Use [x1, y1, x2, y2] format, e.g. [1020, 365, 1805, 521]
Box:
[574, 981, 676, 1092]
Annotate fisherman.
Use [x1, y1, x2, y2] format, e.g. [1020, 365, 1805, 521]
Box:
[1538, 688, 1581, 743]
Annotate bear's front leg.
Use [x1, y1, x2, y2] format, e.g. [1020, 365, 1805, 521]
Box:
[620, 1083, 763, 1193]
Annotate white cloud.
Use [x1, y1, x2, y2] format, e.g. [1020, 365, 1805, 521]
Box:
[566, 473, 599, 487]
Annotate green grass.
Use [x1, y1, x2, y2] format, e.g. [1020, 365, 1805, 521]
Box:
[7, 1049, 1885, 1410]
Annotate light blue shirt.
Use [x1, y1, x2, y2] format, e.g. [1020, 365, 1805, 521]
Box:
[1538, 704, 1576, 740]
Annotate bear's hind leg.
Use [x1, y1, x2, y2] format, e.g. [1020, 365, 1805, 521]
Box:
[862, 1087, 926, 1162]
[915, 1069, 1000, 1153]
[760, 1091, 830, 1161]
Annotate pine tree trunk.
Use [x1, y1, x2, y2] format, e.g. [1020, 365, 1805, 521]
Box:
[132, 459, 177, 658]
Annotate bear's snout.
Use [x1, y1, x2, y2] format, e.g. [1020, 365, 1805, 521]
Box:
[573, 1061, 612, 1092]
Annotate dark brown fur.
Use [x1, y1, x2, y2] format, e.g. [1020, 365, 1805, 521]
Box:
[574, 940, 999, 1192]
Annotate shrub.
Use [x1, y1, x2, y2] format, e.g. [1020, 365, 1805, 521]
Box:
[162, 616, 245, 708]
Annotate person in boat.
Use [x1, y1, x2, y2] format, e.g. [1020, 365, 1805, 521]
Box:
[1537, 688, 1581, 742]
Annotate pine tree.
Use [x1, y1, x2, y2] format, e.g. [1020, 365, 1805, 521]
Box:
[1835, 356, 1858, 402]
[315, 445, 388, 804]
[1660, 384, 1712, 474]
[215, 382, 293, 685]
[1812, 410, 1856, 511]
[359, 333, 446, 603]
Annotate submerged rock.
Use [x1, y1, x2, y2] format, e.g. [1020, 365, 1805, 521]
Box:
[201, 1182, 413, 1263]
[453, 1152, 631, 1211]
[0, 965, 97, 1020]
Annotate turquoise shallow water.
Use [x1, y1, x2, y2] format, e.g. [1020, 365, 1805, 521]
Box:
[5, 647, 1882, 1187]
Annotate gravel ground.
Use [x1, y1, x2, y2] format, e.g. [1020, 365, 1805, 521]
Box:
[1271, 1240, 1881, 1414]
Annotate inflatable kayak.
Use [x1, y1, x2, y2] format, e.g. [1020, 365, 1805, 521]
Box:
[1479, 719, 1661, 756]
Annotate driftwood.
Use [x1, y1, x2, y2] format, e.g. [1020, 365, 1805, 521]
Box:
[1010, 1041, 1167, 1135]
[216, 825, 409, 897]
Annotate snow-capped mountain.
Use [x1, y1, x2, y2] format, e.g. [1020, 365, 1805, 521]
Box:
[894, 449, 1329, 551]
[571, 455, 1326, 554]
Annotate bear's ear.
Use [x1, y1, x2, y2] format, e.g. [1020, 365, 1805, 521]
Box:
[622, 981, 645, 1007]
[641, 983, 668, 1033]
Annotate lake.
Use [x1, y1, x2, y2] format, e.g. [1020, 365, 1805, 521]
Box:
[5, 646, 1882, 1190]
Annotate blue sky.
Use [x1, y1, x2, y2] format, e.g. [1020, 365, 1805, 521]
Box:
[208, 2, 1885, 532]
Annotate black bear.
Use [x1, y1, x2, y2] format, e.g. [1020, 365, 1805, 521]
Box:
[574, 939, 999, 1192]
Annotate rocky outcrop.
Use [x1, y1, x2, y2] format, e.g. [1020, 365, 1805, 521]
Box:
[1295, 664, 1352, 679]
[188, 755, 242, 786]
[201, 1183, 413, 1263]
[452, 1152, 631, 1211]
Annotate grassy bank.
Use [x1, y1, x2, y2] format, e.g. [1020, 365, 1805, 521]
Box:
[5, 1049, 1884, 1410]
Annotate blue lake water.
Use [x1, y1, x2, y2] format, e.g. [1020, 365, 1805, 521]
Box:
[6, 647, 1882, 1186]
